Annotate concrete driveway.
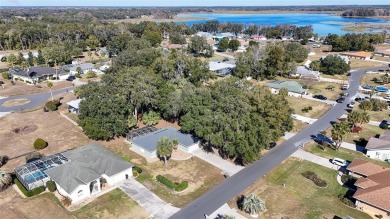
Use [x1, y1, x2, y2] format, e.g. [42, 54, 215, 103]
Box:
[118, 178, 179, 219]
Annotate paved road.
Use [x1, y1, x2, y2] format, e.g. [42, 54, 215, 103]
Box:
[0, 87, 74, 112]
[170, 65, 389, 219]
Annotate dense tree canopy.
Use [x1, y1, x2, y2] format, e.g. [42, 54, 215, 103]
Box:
[320, 55, 351, 75]
[325, 33, 384, 52]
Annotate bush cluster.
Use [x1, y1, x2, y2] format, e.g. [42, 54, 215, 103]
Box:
[133, 166, 142, 174]
[301, 171, 327, 188]
[14, 178, 45, 197]
[2, 72, 10, 80]
[338, 194, 355, 207]
[301, 106, 313, 113]
[46, 180, 57, 192]
[45, 101, 57, 111]
[33, 138, 48, 150]
[156, 175, 188, 192]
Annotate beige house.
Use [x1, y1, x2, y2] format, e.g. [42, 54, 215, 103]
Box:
[347, 159, 390, 218]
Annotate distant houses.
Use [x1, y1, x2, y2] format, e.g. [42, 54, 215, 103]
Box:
[214, 32, 235, 41]
[346, 159, 390, 217]
[208, 61, 236, 77]
[250, 35, 267, 41]
[266, 80, 306, 97]
[195, 31, 213, 40]
[9, 67, 56, 84]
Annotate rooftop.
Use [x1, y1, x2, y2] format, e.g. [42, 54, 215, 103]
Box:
[10, 67, 56, 78]
[366, 137, 390, 150]
[340, 51, 372, 58]
[295, 66, 320, 78]
[347, 158, 388, 177]
[130, 126, 199, 153]
[266, 80, 305, 94]
[209, 61, 236, 72]
[67, 99, 82, 109]
[45, 143, 134, 194]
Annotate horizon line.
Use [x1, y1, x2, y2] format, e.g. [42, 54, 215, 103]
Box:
[1, 4, 390, 7]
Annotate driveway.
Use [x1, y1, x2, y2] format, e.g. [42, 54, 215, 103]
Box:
[170, 65, 390, 219]
[118, 178, 179, 219]
[0, 87, 74, 112]
[191, 148, 244, 176]
[291, 149, 336, 169]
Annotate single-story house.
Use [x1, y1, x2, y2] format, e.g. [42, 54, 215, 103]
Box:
[266, 80, 306, 97]
[347, 159, 390, 217]
[292, 66, 320, 80]
[127, 126, 200, 159]
[195, 31, 213, 40]
[375, 49, 390, 58]
[214, 32, 235, 41]
[9, 67, 56, 83]
[67, 99, 82, 114]
[340, 51, 372, 60]
[280, 36, 294, 41]
[14, 143, 133, 203]
[68, 63, 95, 75]
[45, 143, 134, 203]
[209, 61, 236, 77]
[366, 131, 390, 161]
[250, 35, 267, 40]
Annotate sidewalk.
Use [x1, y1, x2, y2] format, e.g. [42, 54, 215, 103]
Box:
[118, 178, 180, 219]
[292, 114, 318, 124]
[207, 203, 246, 219]
[191, 148, 244, 176]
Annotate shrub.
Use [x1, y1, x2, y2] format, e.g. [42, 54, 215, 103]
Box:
[85, 71, 96, 78]
[53, 100, 61, 107]
[2, 72, 10, 80]
[46, 181, 57, 192]
[308, 106, 313, 110]
[133, 166, 142, 174]
[43, 107, 49, 112]
[14, 178, 45, 197]
[156, 175, 188, 192]
[338, 194, 355, 207]
[33, 138, 48, 150]
[62, 196, 72, 207]
[301, 171, 327, 187]
[352, 126, 362, 133]
[142, 111, 160, 126]
[75, 73, 82, 78]
[45, 101, 57, 111]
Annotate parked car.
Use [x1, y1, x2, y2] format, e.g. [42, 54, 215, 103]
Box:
[66, 76, 76, 81]
[341, 84, 349, 90]
[337, 98, 346, 103]
[331, 158, 349, 167]
[355, 97, 364, 102]
[313, 94, 327, 100]
[340, 92, 349, 98]
[347, 101, 355, 108]
[385, 95, 390, 100]
[380, 120, 390, 129]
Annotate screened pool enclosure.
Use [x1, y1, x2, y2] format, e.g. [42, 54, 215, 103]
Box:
[14, 153, 69, 190]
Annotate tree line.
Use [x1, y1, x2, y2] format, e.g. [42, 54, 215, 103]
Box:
[325, 33, 385, 52]
[342, 8, 390, 17]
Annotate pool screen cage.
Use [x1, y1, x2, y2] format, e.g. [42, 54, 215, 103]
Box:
[14, 153, 69, 190]
[126, 126, 158, 141]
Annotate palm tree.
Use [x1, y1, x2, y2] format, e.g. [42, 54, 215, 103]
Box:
[0, 170, 12, 191]
[7, 54, 17, 69]
[348, 111, 360, 131]
[359, 110, 370, 125]
[47, 81, 54, 101]
[172, 139, 179, 151]
[359, 100, 372, 112]
[242, 194, 266, 218]
[331, 121, 350, 150]
[156, 137, 173, 168]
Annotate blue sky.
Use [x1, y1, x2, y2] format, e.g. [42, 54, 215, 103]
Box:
[2, 0, 390, 6]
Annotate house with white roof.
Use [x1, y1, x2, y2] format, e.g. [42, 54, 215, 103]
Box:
[67, 99, 82, 114]
[195, 31, 213, 40]
[209, 61, 236, 77]
[293, 66, 320, 80]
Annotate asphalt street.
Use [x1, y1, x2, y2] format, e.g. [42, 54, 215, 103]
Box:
[0, 87, 74, 112]
[170, 65, 389, 219]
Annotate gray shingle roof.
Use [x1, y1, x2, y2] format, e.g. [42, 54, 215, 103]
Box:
[45, 143, 133, 194]
[266, 80, 305, 94]
[131, 127, 199, 153]
[10, 67, 56, 78]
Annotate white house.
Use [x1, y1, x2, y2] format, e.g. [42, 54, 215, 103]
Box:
[45, 143, 133, 203]
[293, 66, 320, 80]
[209, 61, 236, 77]
[195, 31, 213, 40]
[127, 126, 200, 159]
[67, 99, 82, 114]
[366, 131, 390, 161]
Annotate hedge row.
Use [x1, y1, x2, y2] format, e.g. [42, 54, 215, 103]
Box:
[14, 178, 45, 197]
[156, 175, 188, 192]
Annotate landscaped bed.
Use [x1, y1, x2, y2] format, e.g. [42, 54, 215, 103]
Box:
[228, 158, 372, 219]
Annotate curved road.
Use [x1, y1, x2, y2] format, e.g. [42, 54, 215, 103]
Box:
[0, 87, 74, 112]
[170, 65, 389, 219]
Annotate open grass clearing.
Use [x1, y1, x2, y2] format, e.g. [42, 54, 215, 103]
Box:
[308, 81, 342, 101]
[350, 59, 385, 70]
[1, 98, 30, 106]
[344, 123, 385, 146]
[360, 72, 387, 87]
[0, 80, 73, 96]
[100, 137, 224, 208]
[305, 142, 390, 167]
[367, 109, 390, 122]
[373, 55, 390, 62]
[287, 96, 331, 119]
[228, 158, 371, 219]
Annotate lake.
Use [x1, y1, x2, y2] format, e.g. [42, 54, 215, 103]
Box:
[179, 13, 389, 36]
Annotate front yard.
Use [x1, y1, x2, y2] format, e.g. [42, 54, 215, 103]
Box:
[287, 96, 332, 119]
[0, 79, 73, 96]
[229, 158, 372, 219]
[343, 123, 385, 146]
[308, 81, 342, 101]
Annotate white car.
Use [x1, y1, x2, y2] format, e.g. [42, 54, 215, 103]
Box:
[332, 158, 349, 167]
[341, 84, 349, 90]
[347, 101, 355, 108]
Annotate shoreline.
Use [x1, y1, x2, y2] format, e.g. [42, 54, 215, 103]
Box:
[180, 10, 340, 15]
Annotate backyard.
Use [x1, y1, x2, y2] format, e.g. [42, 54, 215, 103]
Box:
[228, 158, 372, 219]
[287, 96, 332, 119]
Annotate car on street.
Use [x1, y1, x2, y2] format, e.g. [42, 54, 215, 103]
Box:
[347, 101, 355, 108]
[340, 92, 349, 98]
[66, 76, 76, 81]
[313, 94, 327, 100]
[341, 84, 349, 90]
[331, 158, 349, 167]
[337, 97, 346, 103]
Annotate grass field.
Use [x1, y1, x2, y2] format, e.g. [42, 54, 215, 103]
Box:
[360, 72, 385, 86]
[308, 81, 342, 101]
[287, 96, 331, 119]
[229, 159, 372, 219]
[350, 59, 385, 70]
[305, 143, 390, 167]
[344, 123, 385, 146]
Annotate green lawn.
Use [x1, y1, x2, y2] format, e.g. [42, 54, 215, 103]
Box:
[287, 96, 331, 119]
[360, 73, 385, 87]
[344, 123, 385, 146]
[367, 110, 390, 122]
[305, 143, 390, 167]
[309, 81, 342, 101]
[256, 159, 372, 219]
